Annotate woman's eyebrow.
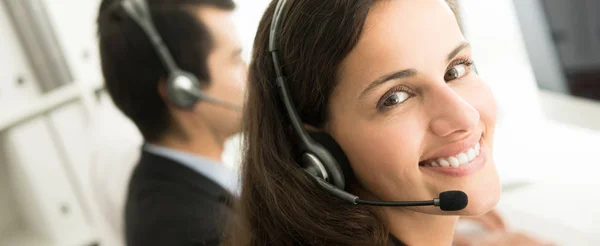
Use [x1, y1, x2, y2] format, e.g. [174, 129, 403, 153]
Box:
[447, 42, 470, 62]
[359, 69, 417, 99]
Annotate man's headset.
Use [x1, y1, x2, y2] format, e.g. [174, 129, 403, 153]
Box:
[118, 0, 240, 111]
[268, 0, 468, 211]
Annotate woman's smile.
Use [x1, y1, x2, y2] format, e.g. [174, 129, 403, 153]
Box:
[419, 135, 487, 177]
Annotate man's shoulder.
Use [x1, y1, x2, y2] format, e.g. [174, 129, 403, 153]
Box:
[128, 150, 230, 198]
[125, 150, 233, 216]
[125, 183, 226, 210]
[124, 187, 230, 246]
[125, 188, 227, 222]
[125, 199, 225, 246]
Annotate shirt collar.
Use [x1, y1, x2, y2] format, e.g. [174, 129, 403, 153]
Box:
[143, 143, 239, 195]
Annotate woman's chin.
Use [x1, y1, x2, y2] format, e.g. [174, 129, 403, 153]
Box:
[446, 170, 501, 216]
[457, 191, 500, 216]
[424, 161, 501, 216]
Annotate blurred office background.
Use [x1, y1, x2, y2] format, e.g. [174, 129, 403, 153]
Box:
[0, 0, 598, 245]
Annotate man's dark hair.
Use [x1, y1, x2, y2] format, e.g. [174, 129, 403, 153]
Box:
[97, 0, 235, 142]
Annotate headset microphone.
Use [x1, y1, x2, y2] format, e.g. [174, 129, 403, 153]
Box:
[314, 177, 468, 211]
[357, 191, 468, 211]
[169, 74, 242, 111]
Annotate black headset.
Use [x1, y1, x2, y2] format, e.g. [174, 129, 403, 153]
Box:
[267, 0, 470, 211]
[268, 0, 359, 203]
[119, 0, 240, 111]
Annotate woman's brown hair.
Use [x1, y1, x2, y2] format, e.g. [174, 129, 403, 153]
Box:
[224, 1, 460, 245]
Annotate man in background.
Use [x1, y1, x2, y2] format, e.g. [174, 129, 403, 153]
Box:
[96, 0, 246, 245]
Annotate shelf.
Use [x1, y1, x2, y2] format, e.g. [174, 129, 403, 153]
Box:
[0, 228, 99, 246]
[0, 81, 104, 132]
[0, 84, 81, 132]
[539, 90, 600, 132]
[0, 227, 52, 246]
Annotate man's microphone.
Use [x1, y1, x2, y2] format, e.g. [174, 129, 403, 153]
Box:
[191, 89, 242, 112]
[314, 178, 468, 211]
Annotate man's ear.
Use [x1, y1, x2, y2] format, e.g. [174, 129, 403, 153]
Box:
[158, 79, 183, 111]
[157, 79, 190, 140]
[157, 79, 169, 103]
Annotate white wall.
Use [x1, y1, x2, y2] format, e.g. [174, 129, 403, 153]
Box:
[42, 0, 103, 88]
[232, 0, 271, 62]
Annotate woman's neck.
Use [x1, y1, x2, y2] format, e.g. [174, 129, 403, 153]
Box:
[383, 207, 458, 246]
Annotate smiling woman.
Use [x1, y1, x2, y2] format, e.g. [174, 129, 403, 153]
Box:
[224, 0, 500, 245]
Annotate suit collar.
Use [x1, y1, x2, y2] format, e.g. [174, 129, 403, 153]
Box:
[138, 149, 233, 202]
[143, 143, 239, 194]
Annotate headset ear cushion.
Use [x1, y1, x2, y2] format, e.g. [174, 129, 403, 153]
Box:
[166, 71, 202, 109]
[307, 132, 353, 184]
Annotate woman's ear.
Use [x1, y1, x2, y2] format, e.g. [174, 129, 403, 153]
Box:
[287, 124, 322, 143]
[299, 124, 326, 138]
[303, 124, 322, 132]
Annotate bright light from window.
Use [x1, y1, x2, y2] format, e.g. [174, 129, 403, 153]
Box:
[233, 0, 271, 62]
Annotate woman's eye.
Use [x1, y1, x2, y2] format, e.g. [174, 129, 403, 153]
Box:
[444, 63, 471, 81]
[382, 91, 410, 107]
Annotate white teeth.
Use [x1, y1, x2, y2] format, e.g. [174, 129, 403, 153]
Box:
[425, 141, 482, 168]
[457, 153, 469, 164]
[448, 156, 460, 167]
[466, 149, 476, 161]
[438, 158, 450, 167]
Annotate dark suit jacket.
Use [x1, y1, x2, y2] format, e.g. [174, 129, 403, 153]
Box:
[125, 150, 233, 246]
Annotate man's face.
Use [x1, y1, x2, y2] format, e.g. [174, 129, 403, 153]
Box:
[194, 6, 247, 138]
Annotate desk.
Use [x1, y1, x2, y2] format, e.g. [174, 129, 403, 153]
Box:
[470, 118, 600, 245]
[497, 182, 600, 246]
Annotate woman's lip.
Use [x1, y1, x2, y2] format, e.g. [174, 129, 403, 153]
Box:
[419, 140, 487, 177]
[420, 133, 483, 163]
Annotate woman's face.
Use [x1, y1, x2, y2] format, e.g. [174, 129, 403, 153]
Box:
[327, 0, 499, 215]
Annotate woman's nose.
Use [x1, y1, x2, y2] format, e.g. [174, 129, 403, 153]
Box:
[428, 86, 480, 138]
